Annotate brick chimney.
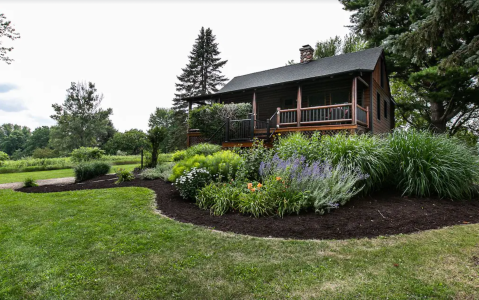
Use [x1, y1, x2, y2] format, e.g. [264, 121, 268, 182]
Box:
[300, 44, 314, 63]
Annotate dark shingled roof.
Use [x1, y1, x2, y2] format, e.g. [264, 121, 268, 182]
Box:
[218, 47, 384, 94]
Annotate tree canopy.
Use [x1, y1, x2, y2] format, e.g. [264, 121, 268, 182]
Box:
[0, 13, 20, 65]
[0, 123, 30, 156]
[341, 0, 479, 134]
[50, 82, 115, 153]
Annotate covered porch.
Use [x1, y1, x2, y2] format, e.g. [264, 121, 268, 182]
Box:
[186, 75, 371, 147]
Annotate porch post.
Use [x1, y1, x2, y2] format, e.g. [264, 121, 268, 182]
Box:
[276, 107, 281, 127]
[296, 86, 302, 127]
[352, 78, 357, 125]
[252, 92, 257, 129]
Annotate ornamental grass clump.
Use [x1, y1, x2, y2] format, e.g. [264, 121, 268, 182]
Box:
[388, 129, 479, 199]
[315, 133, 394, 193]
[74, 162, 111, 182]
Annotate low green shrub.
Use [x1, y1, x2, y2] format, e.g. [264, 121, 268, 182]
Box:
[185, 143, 221, 159]
[169, 150, 243, 182]
[115, 168, 135, 184]
[0, 151, 8, 166]
[234, 140, 272, 181]
[274, 132, 316, 160]
[175, 168, 212, 199]
[388, 129, 479, 198]
[140, 162, 175, 181]
[172, 150, 187, 161]
[71, 147, 105, 162]
[74, 162, 111, 182]
[23, 177, 38, 187]
[32, 148, 59, 159]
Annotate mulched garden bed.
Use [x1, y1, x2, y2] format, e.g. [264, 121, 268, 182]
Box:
[18, 175, 479, 240]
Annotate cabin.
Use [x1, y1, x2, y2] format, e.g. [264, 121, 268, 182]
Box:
[183, 45, 394, 147]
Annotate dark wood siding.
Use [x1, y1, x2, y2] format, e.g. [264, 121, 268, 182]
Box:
[371, 57, 393, 133]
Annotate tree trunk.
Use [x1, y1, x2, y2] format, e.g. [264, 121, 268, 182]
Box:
[429, 101, 447, 133]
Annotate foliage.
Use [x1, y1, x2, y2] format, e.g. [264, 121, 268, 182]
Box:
[73, 161, 111, 182]
[234, 140, 272, 181]
[172, 27, 228, 149]
[316, 133, 394, 193]
[314, 33, 367, 59]
[260, 155, 368, 214]
[172, 150, 187, 161]
[23, 177, 38, 188]
[189, 103, 252, 142]
[103, 129, 148, 155]
[148, 108, 175, 153]
[0, 123, 31, 156]
[175, 168, 212, 200]
[140, 162, 175, 181]
[32, 148, 58, 159]
[114, 168, 135, 184]
[169, 151, 243, 183]
[388, 129, 479, 199]
[185, 143, 222, 159]
[70, 147, 105, 162]
[147, 126, 167, 168]
[24, 126, 51, 156]
[274, 132, 316, 160]
[0, 151, 8, 166]
[341, 0, 479, 134]
[50, 82, 115, 153]
[0, 13, 21, 64]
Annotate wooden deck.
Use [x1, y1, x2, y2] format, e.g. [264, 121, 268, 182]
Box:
[187, 123, 366, 148]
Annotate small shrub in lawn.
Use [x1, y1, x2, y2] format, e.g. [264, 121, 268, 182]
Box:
[388, 129, 479, 199]
[74, 162, 111, 182]
[185, 143, 221, 159]
[169, 150, 243, 182]
[23, 177, 38, 187]
[115, 168, 135, 184]
[174, 168, 212, 200]
[172, 150, 187, 161]
[71, 147, 105, 162]
[0, 151, 8, 166]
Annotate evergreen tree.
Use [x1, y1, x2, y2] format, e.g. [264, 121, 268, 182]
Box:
[171, 27, 228, 149]
[340, 0, 479, 134]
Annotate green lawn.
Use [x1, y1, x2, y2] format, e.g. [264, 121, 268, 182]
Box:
[0, 164, 139, 184]
[0, 188, 478, 299]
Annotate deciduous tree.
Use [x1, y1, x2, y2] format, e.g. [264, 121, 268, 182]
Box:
[50, 82, 115, 153]
[0, 13, 20, 65]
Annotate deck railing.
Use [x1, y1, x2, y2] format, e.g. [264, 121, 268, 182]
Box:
[356, 105, 369, 127]
[277, 103, 369, 127]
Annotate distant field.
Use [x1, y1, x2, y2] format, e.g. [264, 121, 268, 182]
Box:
[0, 155, 141, 174]
[0, 164, 139, 184]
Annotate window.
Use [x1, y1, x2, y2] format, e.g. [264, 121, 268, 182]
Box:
[384, 99, 388, 119]
[377, 92, 381, 120]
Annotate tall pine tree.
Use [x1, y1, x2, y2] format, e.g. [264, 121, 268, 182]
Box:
[170, 27, 228, 149]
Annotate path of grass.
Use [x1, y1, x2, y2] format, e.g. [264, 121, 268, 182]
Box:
[0, 164, 139, 184]
[0, 188, 478, 299]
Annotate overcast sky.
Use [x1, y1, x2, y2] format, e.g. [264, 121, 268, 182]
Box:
[0, 0, 352, 132]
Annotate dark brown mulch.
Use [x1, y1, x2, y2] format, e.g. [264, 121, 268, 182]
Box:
[18, 175, 479, 240]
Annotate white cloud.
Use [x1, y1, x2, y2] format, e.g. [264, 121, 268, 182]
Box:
[0, 1, 352, 131]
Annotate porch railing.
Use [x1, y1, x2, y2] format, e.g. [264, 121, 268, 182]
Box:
[356, 105, 369, 127]
[276, 104, 369, 127]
